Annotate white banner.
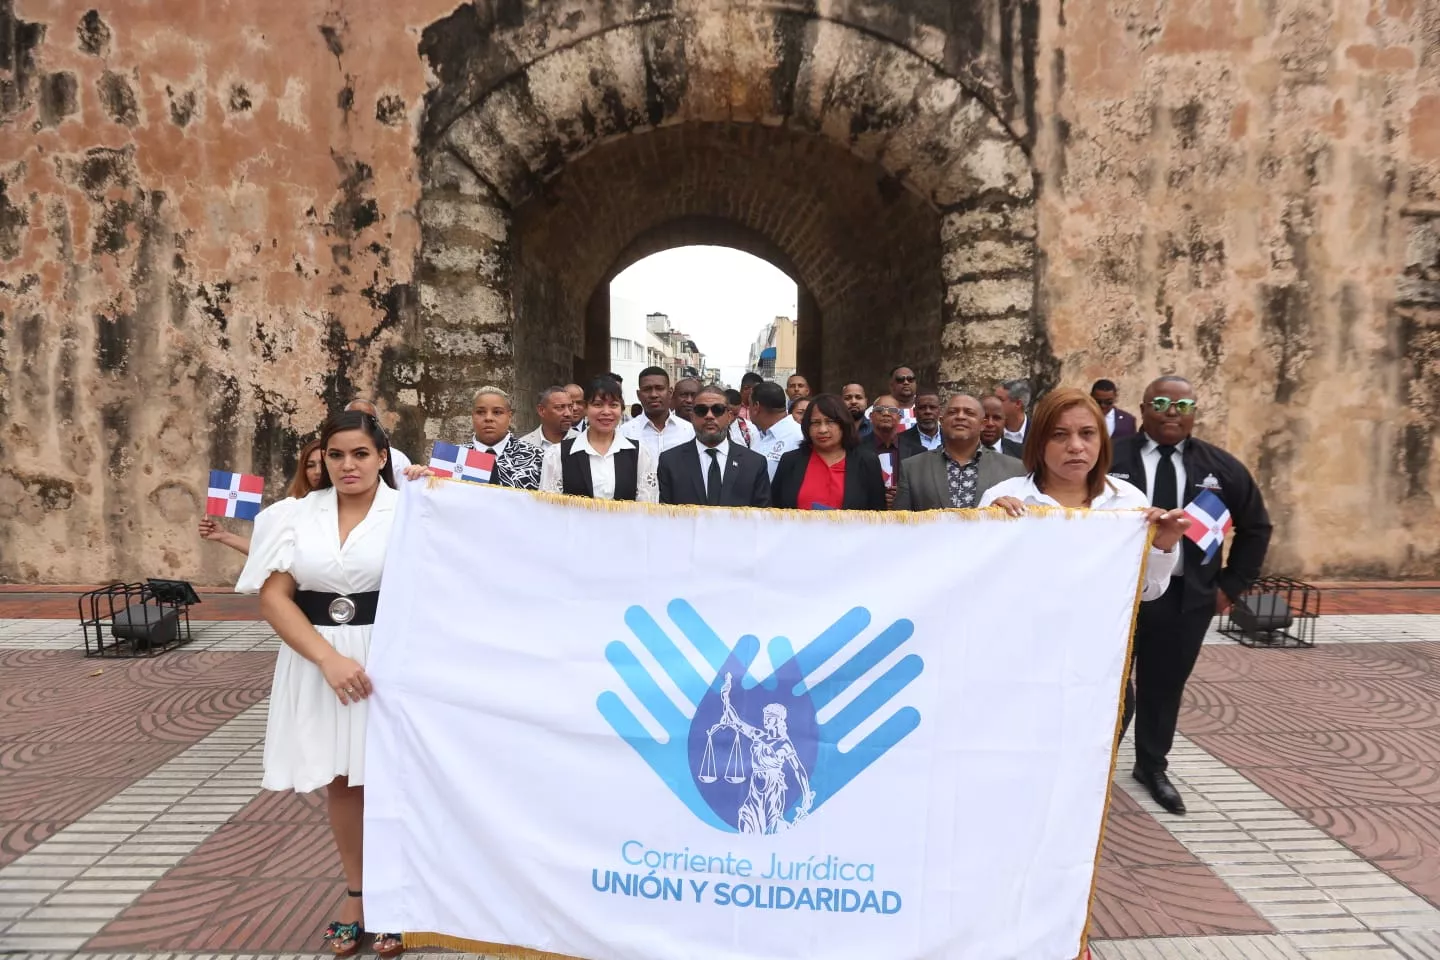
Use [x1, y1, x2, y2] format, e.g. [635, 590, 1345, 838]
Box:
[364, 481, 1149, 960]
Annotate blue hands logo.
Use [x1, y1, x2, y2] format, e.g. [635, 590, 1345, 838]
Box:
[597, 600, 923, 834]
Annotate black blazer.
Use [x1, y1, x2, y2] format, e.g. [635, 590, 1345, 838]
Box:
[897, 426, 939, 461]
[771, 446, 888, 511]
[658, 441, 772, 507]
[1110, 432, 1273, 612]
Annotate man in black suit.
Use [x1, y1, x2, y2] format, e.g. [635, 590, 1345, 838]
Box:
[658, 384, 772, 507]
[1091, 379, 1138, 439]
[1112, 375, 1272, 815]
[980, 395, 1024, 458]
[897, 387, 943, 460]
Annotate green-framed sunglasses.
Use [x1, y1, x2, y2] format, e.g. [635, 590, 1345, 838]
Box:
[1149, 397, 1197, 414]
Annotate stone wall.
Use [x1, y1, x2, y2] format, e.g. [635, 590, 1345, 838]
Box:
[0, 0, 1435, 582]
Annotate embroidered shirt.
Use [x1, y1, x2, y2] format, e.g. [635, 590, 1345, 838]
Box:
[944, 448, 983, 509]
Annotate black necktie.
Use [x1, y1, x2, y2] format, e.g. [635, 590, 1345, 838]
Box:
[705, 449, 722, 505]
[1153, 444, 1178, 510]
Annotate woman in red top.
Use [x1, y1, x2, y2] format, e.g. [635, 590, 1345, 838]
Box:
[772, 393, 888, 510]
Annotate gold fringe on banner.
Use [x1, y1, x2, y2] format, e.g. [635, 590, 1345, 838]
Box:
[1076, 522, 1157, 958]
[402, 931, 585, 959]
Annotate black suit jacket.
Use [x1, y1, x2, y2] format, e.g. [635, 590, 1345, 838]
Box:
[1110, 432, 1272, 612]
[658, 441, 772, 507]
[1112, 409, 1138, 440]
[897, 426, 939, 461]
[771, 446, 888, 511]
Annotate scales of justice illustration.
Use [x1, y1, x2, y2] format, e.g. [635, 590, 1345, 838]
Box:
[696, 673, 815, 834]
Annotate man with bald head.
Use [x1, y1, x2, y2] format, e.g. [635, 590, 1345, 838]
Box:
[671, 377, 701, 423]
[892, 393, 1024, 510]
[979, 395, 1024, 458]
[1111, 375, 1272, 815]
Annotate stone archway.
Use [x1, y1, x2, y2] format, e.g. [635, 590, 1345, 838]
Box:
[413, 3, 1040, 439]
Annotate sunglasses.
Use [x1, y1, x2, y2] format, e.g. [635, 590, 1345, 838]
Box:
[693, 403, 729, 418]
[1150, 397, 1197, 413]
[893, 375, 916, 383]
[871, 405, 900, 415]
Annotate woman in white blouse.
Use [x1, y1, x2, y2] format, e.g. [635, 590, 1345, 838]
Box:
[235, 411, 403, 958]
[979, 387, 1189, 601]
[541, 376, 658, 502]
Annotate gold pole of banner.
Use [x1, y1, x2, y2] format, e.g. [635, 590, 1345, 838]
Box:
[1076, 522, 1156, 960]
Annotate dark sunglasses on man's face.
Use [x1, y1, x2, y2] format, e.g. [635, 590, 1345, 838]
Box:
[893, 375, 916, 383]
[693, 403, 728, 418]
[1149, 397, 1197, 414]
[1093, 396, 1115, 408]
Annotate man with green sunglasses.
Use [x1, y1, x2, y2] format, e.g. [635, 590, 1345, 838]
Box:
[1111, 376, 1272, 816]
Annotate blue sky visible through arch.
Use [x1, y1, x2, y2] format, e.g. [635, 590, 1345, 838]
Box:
[610, 246, 799, 387]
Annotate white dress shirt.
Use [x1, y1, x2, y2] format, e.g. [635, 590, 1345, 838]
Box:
[917, 427, 942, 451]
[1139, 436, 1187, 574]
[730, 414, 802, 480]
[979, 474, 1179, 600]
[620, 411, 696, 460]
[696, 439, 730, 495]
[1003, 415, 1028, 445]
[519, 425, 564, 452]
[1104, 408, 1117, 436]
[540, 431, 658, 502]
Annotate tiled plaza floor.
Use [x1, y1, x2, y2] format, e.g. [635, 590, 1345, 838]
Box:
[1, 599, 1439, 959]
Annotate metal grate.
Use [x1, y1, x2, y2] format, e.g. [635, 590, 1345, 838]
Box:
[78, 579, 200, 657]
[1218, 576, 1321, 648]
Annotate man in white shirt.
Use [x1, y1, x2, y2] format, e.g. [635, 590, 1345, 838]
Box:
[345, 398, 412, 473]
[520, 386, 573, 451]
[620, 366, 695, 457]
[730, 381, 801, 480]
[995, 378, 1031, 445]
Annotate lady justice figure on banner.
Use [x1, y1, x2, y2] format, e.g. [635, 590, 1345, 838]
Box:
[701, 674, 815, 835]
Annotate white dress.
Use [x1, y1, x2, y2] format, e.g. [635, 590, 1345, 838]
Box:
[236, 483, 398, 792]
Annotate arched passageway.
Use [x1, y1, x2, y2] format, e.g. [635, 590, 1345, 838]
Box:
[414, 6, 1040, 436]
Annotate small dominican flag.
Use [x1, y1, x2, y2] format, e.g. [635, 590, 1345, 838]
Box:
[206, 470, 264, 520]
[1183, 488, 1233, 562]
[428, 441, 497, 484]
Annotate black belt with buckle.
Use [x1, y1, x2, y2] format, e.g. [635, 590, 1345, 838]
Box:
[294, 590, 380, 627]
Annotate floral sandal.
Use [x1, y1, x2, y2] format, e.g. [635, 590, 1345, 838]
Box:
[323, 890, 364, 957]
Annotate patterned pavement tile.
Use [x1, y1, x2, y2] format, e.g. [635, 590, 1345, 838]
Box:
[0, 650, 274, 868]
[1186, 641, 1440, 913]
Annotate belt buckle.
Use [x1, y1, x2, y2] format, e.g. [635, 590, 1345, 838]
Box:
[328, 596, 357, 625]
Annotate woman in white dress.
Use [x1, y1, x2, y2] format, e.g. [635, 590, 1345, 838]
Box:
[236, 411, 403, 957]
[979, 387, 1189, 600]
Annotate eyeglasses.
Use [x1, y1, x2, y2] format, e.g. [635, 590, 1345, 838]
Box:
[1149, 397, 1197, 414]
[893, 375, 916, 383]
[872, 405, 899, 415]
[1093, 397, 1115, 408]
[693, 403, 728, 418]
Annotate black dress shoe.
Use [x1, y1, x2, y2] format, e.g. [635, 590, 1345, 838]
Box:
[1133, 765, 1187, 815]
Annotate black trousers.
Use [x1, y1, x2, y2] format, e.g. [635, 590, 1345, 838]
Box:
[1120, 579, 1214, 773]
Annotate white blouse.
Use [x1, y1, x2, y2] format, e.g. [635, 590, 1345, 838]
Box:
[540, 431, 659, 502]
[979, 474, 1179, 601]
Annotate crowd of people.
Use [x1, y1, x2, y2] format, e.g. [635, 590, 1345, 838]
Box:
[211, 364, 1272, 956]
